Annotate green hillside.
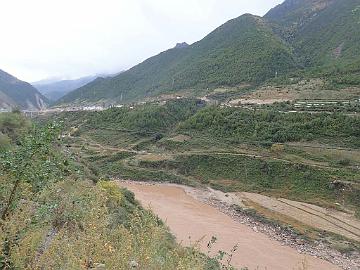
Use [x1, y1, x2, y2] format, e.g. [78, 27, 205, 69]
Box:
[265, 0, 360, 83]
[58, 14, 296, 104]
[0, 69, 48, 110]
[58, 0, 360, 105]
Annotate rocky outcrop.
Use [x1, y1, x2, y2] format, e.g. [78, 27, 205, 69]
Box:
[174, 42, 189, 49]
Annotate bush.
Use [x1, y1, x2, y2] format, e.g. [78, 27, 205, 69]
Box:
[338, 159, 351, 166]
[179, 107, 360, 147]
[0, 133, 10, 151]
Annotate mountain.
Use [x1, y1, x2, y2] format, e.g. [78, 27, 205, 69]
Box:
[58, 14, 296, 105]
[174, 42, 189, 49]
[33, 76, 99, 101]
[58, 0, 360, 105]
[0, 69, 48, 110]
[265, 0, 360, 70]
[33, 73, 120, 101]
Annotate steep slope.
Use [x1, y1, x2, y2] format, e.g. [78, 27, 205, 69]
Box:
[265, 0, 360, 72]
[265, 0, 336, 26]
[0, 69, 48, 110]
[58, 14, 296, 104]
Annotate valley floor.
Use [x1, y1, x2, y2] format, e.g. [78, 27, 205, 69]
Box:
[118, 181, 359, 270]
[40, 99, 360, 269]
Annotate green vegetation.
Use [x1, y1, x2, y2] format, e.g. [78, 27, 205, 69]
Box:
[179, 106, 360, 147]
[0, 112, 225, 269]
[0, 111, 30, 150]
[46, 100, 360, 218]
[86, 99, 202, 132]
[58, 14, 296, 104]
[265, 0, 360, 85]
[48, 99, 201, 133]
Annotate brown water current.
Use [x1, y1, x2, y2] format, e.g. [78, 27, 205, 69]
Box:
[120, 182, 340, 270]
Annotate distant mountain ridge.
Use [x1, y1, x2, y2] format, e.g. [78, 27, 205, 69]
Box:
[33, 73, 120, 101]
[0, 69, 47, 110]
[33, 76, 100, 101]
[58, 0, 360, 106]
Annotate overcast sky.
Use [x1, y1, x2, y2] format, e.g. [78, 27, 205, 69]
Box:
[0, 0, 283, 82]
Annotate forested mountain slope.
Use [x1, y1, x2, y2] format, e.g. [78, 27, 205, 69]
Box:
[265, 0, 360, 82]
[58, 14, 296, 104]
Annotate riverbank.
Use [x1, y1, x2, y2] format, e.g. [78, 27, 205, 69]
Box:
[118, 180, 359, 270]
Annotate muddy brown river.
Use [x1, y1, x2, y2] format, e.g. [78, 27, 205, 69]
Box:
[120, 182, 340, 270]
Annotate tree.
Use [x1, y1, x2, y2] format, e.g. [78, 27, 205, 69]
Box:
[0, 123, 65, 220]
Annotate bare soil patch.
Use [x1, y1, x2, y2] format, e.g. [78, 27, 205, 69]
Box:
[167, 134, 192, 142]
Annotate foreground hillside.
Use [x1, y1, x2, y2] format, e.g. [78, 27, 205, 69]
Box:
[58, 0, 360, 106]
[0, 112, 222, 269]
[0, 69, 48, 110]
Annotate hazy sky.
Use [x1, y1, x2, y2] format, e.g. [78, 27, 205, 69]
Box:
[0, 0, 283, 82]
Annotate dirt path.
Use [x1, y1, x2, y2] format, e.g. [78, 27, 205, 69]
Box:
[119, 182, 341, 270]
[177, 150, 338, 171]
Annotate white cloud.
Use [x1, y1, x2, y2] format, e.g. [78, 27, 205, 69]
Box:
[0, 0, 283, 82]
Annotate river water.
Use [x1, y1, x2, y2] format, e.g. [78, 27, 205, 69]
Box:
[120, 182, 340, 270]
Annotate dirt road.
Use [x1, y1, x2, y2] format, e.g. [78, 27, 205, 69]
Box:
[120, 182, 340, 270]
